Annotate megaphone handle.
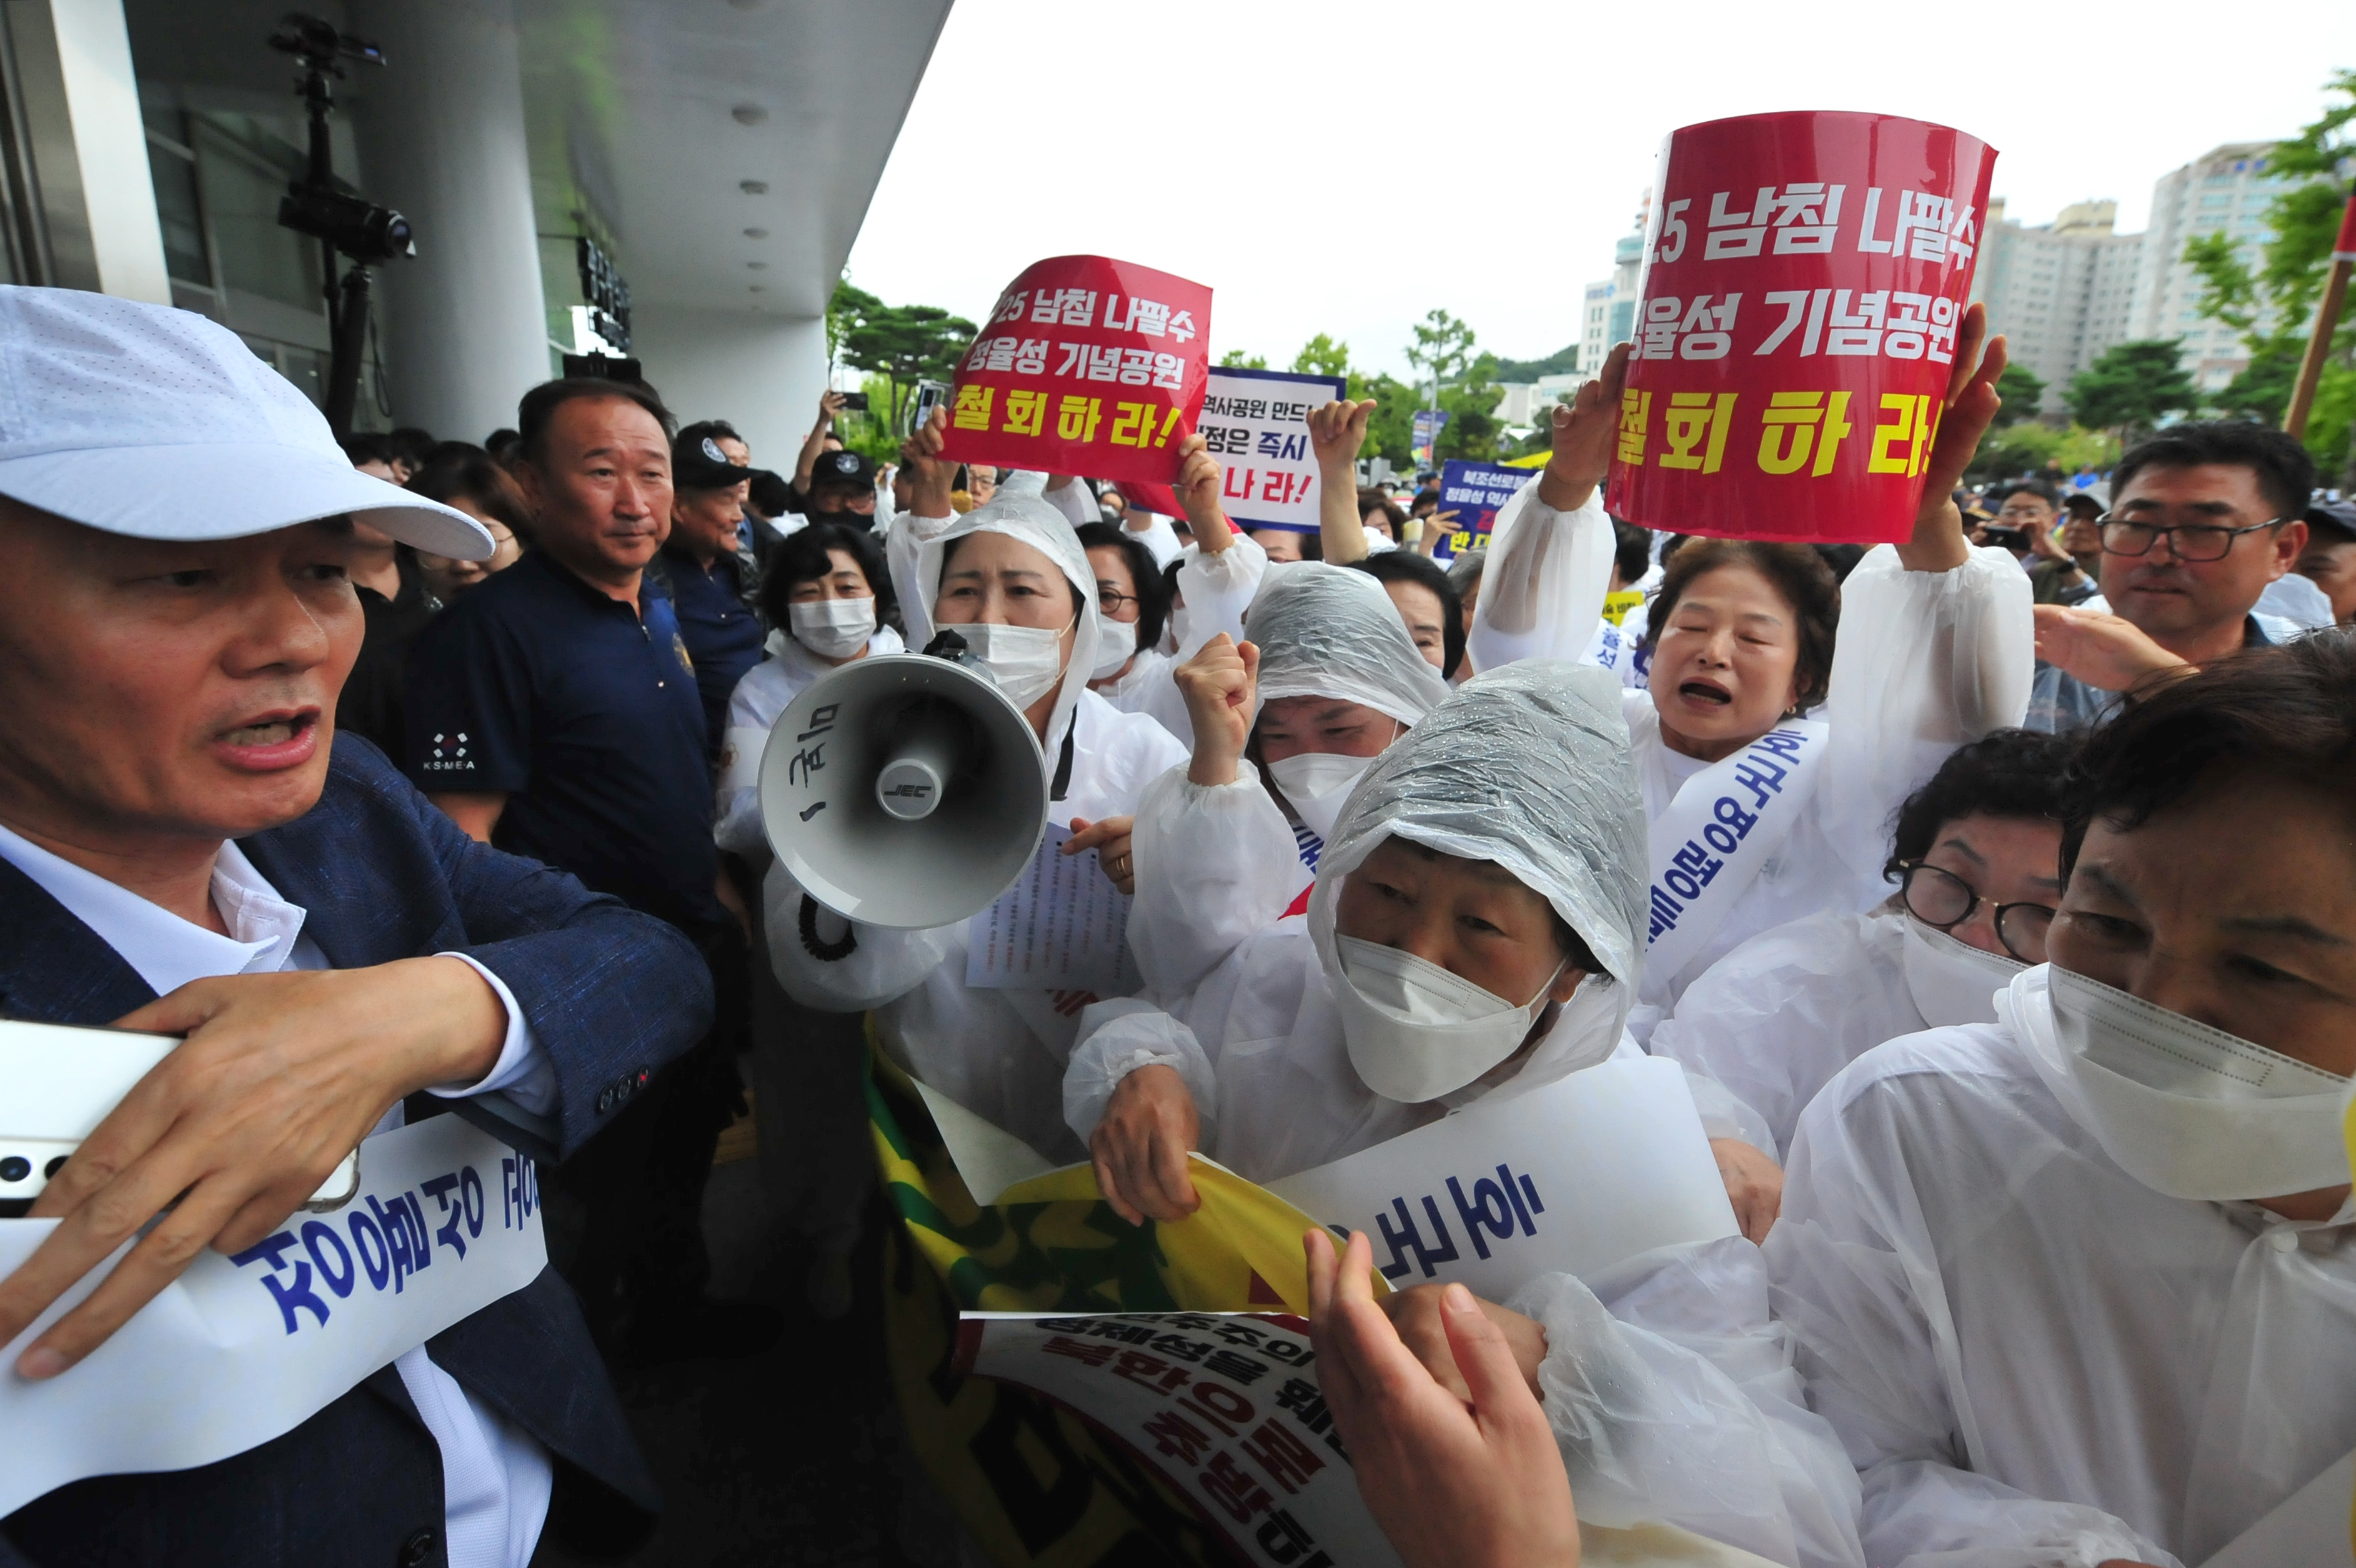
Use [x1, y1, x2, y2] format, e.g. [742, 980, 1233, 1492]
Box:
[798, 893, 859, 962]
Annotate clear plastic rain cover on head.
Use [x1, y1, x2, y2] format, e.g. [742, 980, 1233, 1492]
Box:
[1307, 660, 1649, 1089]
[1244, 560, 1452, 727]
[914, 492, 1100, 745]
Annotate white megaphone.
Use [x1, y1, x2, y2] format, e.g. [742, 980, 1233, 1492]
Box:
[757, 645, 1051, 930]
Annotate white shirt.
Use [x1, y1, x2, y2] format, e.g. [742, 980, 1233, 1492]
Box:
[0, 820, 555, 1568]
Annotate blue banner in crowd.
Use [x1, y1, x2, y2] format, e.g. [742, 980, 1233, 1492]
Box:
[1431, 460, 1529, 560]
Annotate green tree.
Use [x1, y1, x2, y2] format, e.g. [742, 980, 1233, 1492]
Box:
[2185, 69, 2356, 477]
[825, 278, 883, 370]
[1435, 351, 1503, 462]
[835, 288, 977, 434]
[1291, 334, 1350, 379]
[1349, 370, 1419, 470]
[2067, 340, 2200, 443]
[1964, 419, 2065, 484]
[1218, 348, 1268, 370]
[1404, 309, 1478, 396]
[1992, 363, 2047, 427]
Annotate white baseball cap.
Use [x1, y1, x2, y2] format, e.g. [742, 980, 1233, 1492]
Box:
[0, 286, 494, 560]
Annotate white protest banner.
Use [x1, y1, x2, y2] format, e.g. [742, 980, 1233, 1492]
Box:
[1268, 1056, 1737, 1299]
[966, 820, 1141, 995]
[963, 1309, 1787, 1567]
[0, 1113, 545, 1516]
[1643, 719, 1830, 988]
[1197, 367, 1347, 533]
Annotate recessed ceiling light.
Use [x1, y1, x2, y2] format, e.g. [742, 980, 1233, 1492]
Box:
[726, 0, 767, 10]
[739, 180, 767, 195]
[743, 227, 769, 239]
[750, 285, 765, 292]
[730, 104, 768, 127]
[747, 261, 767, 270]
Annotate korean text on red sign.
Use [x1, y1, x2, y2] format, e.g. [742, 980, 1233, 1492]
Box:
[1604, 111, 1997, 545]
[938, 255, 1213, 486]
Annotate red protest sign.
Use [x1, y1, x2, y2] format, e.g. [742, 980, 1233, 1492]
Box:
[1604, 111, 1997, 545]
[938, 256, 1213, 485]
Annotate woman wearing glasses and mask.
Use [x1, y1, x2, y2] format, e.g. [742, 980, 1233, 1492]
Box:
[1651, 729, 2075, 1162]
[1076, 521, 1181, 740]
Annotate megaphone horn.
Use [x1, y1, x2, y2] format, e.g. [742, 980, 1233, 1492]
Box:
[758, 652, 1051, 930]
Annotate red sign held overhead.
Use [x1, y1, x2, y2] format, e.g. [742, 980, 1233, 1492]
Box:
[1606, 111, 1997, 545]
[938, 255, 1213, 486]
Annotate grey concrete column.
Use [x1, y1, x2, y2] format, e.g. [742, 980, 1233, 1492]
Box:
[348, 0, 547, 441]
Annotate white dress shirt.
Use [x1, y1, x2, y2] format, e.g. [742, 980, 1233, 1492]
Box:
[0, 820, 555, 1568]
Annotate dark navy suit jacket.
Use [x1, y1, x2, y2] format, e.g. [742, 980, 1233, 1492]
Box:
[0, 740, 713, 1568]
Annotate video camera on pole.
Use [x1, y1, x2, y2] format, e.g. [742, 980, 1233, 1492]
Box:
[757, 635, 1052, 934]
[269, 12, 413, 440]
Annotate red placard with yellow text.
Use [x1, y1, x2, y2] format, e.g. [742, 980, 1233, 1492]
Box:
[1604, 111, 1997, 544]
[939, 256, 1212, 485]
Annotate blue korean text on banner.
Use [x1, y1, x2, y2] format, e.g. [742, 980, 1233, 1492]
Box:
[1196, 365, 1345, 535]
[1431, 459, 1529, 561]
[1410, 409, 1449, 467]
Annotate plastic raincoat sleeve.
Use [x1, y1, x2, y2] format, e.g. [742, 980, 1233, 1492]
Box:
[1506, 1237, 1868, 1568]
[760, 853, 958, 1013]
[1172, 532, 1268, 660]
[1816, 543, 2034, 892]
[1465, 486, 1616, 672]
[1041, 477, 1096, 530]
[1126, 759, 1310, 1000]
[1677, 1062, 1778, 1154]
[1063, 998, 1220, 1145]
[1129, 512, 1183, 568]
[1762, 1066, 2175, 1568]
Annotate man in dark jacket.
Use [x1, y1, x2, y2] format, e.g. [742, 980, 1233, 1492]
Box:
[0, 287, 710, 1568]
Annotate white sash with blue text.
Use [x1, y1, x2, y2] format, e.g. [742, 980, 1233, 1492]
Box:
[0, 1113, 545, 1515]
[1643, 718, 1831, 988]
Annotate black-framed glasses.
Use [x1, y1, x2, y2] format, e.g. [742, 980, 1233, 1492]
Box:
[2099, 514, 2286, 563]
[1899, 861, 2055, 964]
[1096, 586, 1139, 615]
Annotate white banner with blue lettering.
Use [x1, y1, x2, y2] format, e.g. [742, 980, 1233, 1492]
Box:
[0, 1113, 545, 1515]
[1642, 718, 1830, 988]
[1265, 1056, 1737, 1299]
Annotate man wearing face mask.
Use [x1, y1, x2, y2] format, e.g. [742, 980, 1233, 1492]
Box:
[761, 487, 1185, 1161]
[1766, 633, 2356, 1568]
[1651, 728, 2076, 1162]
[1064, 663, 1869, 1567]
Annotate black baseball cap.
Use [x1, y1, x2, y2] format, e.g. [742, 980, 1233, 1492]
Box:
[672, 429, 752, 492]
[810, 447, 876, 492]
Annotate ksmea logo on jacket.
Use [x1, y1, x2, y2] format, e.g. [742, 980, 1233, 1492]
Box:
[2004, 963, 2353, 1203]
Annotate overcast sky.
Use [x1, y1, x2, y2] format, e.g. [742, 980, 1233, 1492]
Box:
[845, 0, 2355, 382]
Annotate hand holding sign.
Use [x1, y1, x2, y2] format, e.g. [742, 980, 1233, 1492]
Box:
[1175, 431, 1238, 552]
[1896, 302, 2005, 573]
[1306, 1229, 1581, 1568]
[1090, 1064, 1201, 1226]
[900, 404, 955, 517]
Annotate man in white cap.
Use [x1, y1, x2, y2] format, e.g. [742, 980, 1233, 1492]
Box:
[0, 287, 710, 1568]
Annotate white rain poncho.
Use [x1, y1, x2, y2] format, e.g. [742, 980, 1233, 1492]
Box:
[1648, 903, 2024, 1160]
[1466, 485, 2034, 1029]
[1766, 965, 2356, 1568]
[713, 624, 905, 857]
[763, 494, 1186, 1160]
[1065, 663, 1867, 1566]
[1121, 562, 1463, 998]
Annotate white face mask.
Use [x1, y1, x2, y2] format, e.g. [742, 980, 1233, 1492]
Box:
[1331, 934, 1563, 1104]
[787, 595, 876, 659]
[2040, 965, 2352, 1201]
[1900, 915, 2023, 1028]
[1266, 751, 1378, 845]
[1089, 607, 1137, 680]
[954, 618, 1070, 711]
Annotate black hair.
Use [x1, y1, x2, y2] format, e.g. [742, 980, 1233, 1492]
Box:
[757, 522, 893, 632]
[680, 418, 743, 449]
[484, 428, 523, 464]
[1641, 538, 1841, 712]
[337, 431, 394, 468]
[406, 449, 534, 542]
[1883, 729, 2079, 881]
[1996, 479, 2061, 509]
[515, 377, 675, 465]
[937, 528, 1089, 618]
[1812, 542, 1867, 583]
[1609, 520, 1651, 587]
[1075, 521, 1170, 653]
[2110, 419, 2317, 522]
[384, 426, 437, 472]
[1347, 550, 1466, 679]
[1359, 488, 1407, 538]
[1251, 526, 1322, 562]
[2059, 630, 2356, 878]
[1160, 556, 1185, 617]
[747, 469, 795, 519]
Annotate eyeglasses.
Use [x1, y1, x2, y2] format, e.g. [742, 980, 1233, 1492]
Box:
[1096, 587, 1139, 616]
[2099, 514, 2286, 563]
[1898, 861, 2054, 964]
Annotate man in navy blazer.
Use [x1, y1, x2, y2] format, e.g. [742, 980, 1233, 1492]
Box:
[0, 288, 711, 1567]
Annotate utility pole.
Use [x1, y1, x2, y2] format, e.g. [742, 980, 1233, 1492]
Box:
[2283, 185, 2356, 440]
